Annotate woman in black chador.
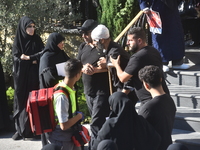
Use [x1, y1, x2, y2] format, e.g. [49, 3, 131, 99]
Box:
[39, 32, 70, 89]
[39, 32, 70, 147]
[12, 16, 44, 140]
[92, 92, 161, 150]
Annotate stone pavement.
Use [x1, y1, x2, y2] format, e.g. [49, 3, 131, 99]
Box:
[0, 124, 90, 150]
[0, 131, 42, 150]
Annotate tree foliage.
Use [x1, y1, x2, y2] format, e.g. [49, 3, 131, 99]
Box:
[97, 0, 140, 38]
[0, 0, 82, 77]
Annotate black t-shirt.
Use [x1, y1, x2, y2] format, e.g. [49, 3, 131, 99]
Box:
[105, 41, 130, 90]
[124, 46, 169, 102]
[138, 94, 176, 150]
[77, 42, 109, 96]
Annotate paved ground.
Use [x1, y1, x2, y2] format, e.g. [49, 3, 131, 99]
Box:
[0, 124, 90, 150]
[0, 131, 42, 150]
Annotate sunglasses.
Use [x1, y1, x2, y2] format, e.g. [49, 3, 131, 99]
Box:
[27, 25, 36, 29]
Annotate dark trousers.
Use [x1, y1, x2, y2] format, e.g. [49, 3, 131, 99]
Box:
[86, 94, 110, 150]
[182, 18, 200, 44]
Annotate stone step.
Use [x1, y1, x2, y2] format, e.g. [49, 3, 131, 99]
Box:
[172, 129, 200, 150]
[167, 84, 200, 108]
[166, 70, 200, 87]
[174, 107, 200, 132]
[185, 48, 200, 65]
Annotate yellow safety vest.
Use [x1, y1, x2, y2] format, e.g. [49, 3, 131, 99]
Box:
[53, 81, 77, 124]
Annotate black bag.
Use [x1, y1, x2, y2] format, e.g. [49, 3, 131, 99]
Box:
[178, 0, 198, 18]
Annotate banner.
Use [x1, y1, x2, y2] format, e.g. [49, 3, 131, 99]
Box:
[146, 10, 162, 34]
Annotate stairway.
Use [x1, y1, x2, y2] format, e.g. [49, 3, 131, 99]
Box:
[166, 47, 200, 150]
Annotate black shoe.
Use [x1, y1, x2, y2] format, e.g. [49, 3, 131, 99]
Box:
[12, 132, 22, 140]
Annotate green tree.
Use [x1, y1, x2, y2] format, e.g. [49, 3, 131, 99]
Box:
[0, 0, 87, 117]
[97, 0, 140, 38]
[0, 0, 82, 77]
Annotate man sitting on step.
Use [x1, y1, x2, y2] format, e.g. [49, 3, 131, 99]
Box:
[138, 65, 176, 150]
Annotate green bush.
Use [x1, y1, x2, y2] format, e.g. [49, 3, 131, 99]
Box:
[76, 79, 91, 124]
[6, 86, 14, 115]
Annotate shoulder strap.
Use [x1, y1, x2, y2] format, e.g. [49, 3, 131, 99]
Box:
[54, 86, 73, 118]
[74, 83, 79, 111]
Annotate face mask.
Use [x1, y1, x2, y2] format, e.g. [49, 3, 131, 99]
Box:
[96, 40, 105, 52]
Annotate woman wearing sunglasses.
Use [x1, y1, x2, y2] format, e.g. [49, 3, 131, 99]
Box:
[12, 16, 44, 140]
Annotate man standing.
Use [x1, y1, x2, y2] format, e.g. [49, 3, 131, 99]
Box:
[77, 20, 110, 150]
[138, 65, 176, 150]
[110, 27, 169, 105]
[137, 0, 190, 71]
[90, 24, 138, 105]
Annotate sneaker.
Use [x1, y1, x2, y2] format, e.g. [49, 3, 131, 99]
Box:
[12, 132, 22, 140]
[172, 64, 190, 70]
[163, 65, 169, 72]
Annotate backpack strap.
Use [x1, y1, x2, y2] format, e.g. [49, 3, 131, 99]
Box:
[74, 83, 79, 111]
[54, 85, 81, 132]
[53, 86, 73, 119]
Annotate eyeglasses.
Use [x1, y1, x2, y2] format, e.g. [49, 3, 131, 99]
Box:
[27, 25, 36, 29]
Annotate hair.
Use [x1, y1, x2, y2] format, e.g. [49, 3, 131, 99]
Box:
[128, 27, 146, 42]
[64, 59, 83, 78]
[138, 65, 162, 88]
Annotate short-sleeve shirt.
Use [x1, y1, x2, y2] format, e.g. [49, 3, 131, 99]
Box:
[54, 94, 69, 123]
[124, 46, 169, 102]
[138, 94, 176, 150]
[77, 42, 109, 96]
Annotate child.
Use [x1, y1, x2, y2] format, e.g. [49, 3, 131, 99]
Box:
[49, 58, 84, 150]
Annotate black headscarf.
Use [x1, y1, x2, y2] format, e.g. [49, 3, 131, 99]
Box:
[39, 33, 70, 88]
[12, 16, 44, 58]
[39, 32, 70, 72]
[92, 92, 136, 150]
[93, 92, 161, 150]
[12, 16, 44, 137]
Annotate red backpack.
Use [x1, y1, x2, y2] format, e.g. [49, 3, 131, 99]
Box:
[26, 86, 68, 135]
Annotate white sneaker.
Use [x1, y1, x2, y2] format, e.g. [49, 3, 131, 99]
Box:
[163, 65, 169, 72]
[172, 64, 190, 70]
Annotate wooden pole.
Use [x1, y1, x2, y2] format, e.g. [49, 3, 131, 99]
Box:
[114, 11, 144, 43]
[107, 63, 114, 95]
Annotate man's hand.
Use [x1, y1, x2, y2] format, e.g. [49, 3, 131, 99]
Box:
[110, 55, 120, 67]
[97, 57, 107, 69]
[82, 63, 94, 75]
[143, 8, 150, 14]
